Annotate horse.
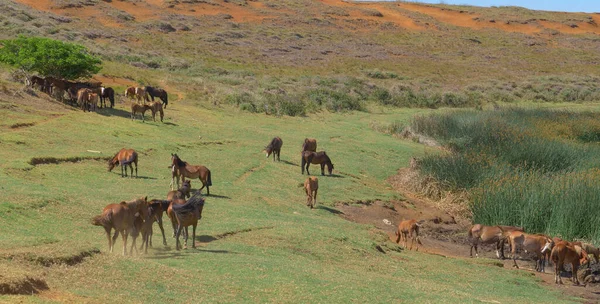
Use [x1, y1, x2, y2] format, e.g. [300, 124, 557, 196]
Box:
[301, 151, 334, 176]
[172, 191, 206, 250]
[91, 196, 149, 255]
[77, 88, 92, 112]
[468, 224, 523, 259]
[302, 138, 317, 153]
[88, 93, 99, 112]
[145, 86, 168, 108]
[143, 199, 170, 248]
[395, 219, 422, 251]
[107, 148, 138, 178]
[29, 75, 50, 93]
[99, 87, 115, 108]
[264, 137, 283, 161]
[548, 241, 589, 285]
[148, 101, 164, 122]
[131, 103, 151, 121]
[509, 231, 553, 272]
[171, 153, 212, 196]
[167, 180, 192, 201]
[133, 201, 169, 253]
[304, 177, 318, 209]
[125, 87, 149, 103]
[581, 243, 600, 266]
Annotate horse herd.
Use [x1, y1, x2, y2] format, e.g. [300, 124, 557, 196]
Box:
[27, 75, 169, 121]
[93, 137, 333, 255]
[93, 136, 597, 287]
[395, 221, 600, 285]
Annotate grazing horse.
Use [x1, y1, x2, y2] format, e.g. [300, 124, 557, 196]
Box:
[171, 153, 212, 196]
[548, 242, 588, 285]
[145, 86, 169, 108]
[509, 231, 553, 272]
[91, 197, 149, 255]
[108, 148, 138, 178]
[148, 101, 164, 122]
[172, 191, 206, 250]
[131, 103, 151, 121]
[302, 138, 317, 153]
[468, 224, 523, 259]
[395, 219, 422, 251]
[301, 151, 334, 176]
[304, 177, 318, 209]
[264, 137, 283, 161]
[99, 87, 115, 108]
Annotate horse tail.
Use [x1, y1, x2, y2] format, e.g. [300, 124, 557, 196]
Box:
[163, 91, 168, 106]
[301, 155, 306, 173]
[207, 170, 212, 186]
[109, 90, 115, 107]
[159, 200, 171, 211]
[91, 212, 112, 227]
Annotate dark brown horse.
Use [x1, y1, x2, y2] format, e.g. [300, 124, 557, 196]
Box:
[145, 86, 169, 108]
[108, 148, 138, 177]
[264, 137, 283, 161]
[302, 138, 317, 153]
[91, 196, 149, 255]
[301, 151, 334, 176]
[167, 180, 192, 201]
[172, 191, 206, 250]
[99, 87, 115, 108]
[29, 75, 50, 93]
[171, 153, 212, 195]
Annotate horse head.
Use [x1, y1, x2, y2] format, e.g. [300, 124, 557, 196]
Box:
[541, 238, 554, 255]
[327, 162, 334, 175]
[264, 145, 273, 158]
[107, 158, 118, 172]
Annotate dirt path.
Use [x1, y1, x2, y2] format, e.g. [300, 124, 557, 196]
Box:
[336, 170, 600, 303]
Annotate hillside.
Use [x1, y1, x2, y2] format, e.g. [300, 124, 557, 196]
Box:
[1, 0, 600, 303]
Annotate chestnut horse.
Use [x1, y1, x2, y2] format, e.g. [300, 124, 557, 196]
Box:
[148, 101, 164, 122]
[395, 219, 422, 251]
[131, 103, 151, 121]
[172, 191, 206, 250]
[108, 148, 138, 178]
[468, 224, 523, 259]
[302, 138, 317, 153]
[171, 153, 212, 195]
[125, 87, 150, 103]
[77, 88, 92, 112]
[304, 177, 318, 208]
[134, 201, 169, 253]
[99, 87, 115, 108]
[167, 180, 192, 201]
[91, 196, 149, 255]
[301, 151, 334, 176]
[145, 86, 169, 108]
[548, 241, 589, 285]
[264, 137, 283, 161]
[509, 231, 553, 272]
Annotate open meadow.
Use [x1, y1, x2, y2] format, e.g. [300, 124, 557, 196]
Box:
[1, 0, 600, 302]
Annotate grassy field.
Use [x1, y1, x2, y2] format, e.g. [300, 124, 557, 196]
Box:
[0, 80, 590, 302]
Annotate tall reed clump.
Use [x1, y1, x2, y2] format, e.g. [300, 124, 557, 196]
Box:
[410, 108, 600, 242]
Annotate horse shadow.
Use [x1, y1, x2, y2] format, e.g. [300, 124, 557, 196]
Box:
[96, 107, 131, 119]
[196, 235, 218, 243]
[280, 160, 298, 167]
[163, 122, 178, 126]
[327, 174, 345, 179]
[316, 205, 344, 215]
[109, 172, 157, 180]
[207, 194, 231, 200]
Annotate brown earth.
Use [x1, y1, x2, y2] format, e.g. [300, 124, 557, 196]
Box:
[336, 170, 600, 303]
[13, 0, 600, 35]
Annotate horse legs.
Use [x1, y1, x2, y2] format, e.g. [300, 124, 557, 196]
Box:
[312, 189, 317, 208]
[111, 230, 119, 253]
[192, 224, 197, 249]
[305, 163, 310, 176]
[320, 163, 325, 176]
[134, 161, 138, 178]
[121, 230, 128, 256]
[184, 226, 189, 249]
[175, 225, 182, 251]
[301, 157, 306, 174]
[277, 150, 280, 161]
[156, 216, 167, 246]
[129, 163, 134, 178]
[104, 227, 113, 253]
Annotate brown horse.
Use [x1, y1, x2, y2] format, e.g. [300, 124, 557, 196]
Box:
[131, 103, 151, 121]
[172, 191, 206, 250]
[91, 196, 149, 255]
[143, 199, 170, 248]
[395, 219, 423, 251]
[264, 137, 283, 161]
[108, 148, 138, 178]
[301, 151, 334, 176]
[29, 75, 50, 93]
[468, 224, 523, 259]
[133, 201, 169, 253]
[171, 153, 212, 195]
[148, 101, 164, 122]
[304, 177, 318, 209]
[509, 231, 553, 272]
[125, 87, 150, 103]
[99, 87, 115, 108]
[548, 242, 588, 285]
[167, 180, 192, 202]
[77, 88, 92, 112]
[145, 86, 169, 108]
[88, 93, 99, 112]
[302, 138, 317, 153]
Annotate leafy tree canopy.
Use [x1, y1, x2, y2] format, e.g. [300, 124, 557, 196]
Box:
[0, 36, 101, 80]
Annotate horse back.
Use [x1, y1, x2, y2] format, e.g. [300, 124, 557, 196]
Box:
[302, 138, 317, 152]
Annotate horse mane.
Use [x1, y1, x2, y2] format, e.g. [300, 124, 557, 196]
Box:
[173, 154, 187, 168]
[172, 191, 205, 215]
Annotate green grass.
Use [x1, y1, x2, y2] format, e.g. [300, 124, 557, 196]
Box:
[409, 107, 600, 242]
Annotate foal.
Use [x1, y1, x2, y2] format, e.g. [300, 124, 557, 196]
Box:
[304, 177, 318, 209]
[131, 103, 151, 121]
[395, 219, 422, 251]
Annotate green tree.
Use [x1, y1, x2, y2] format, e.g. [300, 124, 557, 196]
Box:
[0, 36, 101, 80]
